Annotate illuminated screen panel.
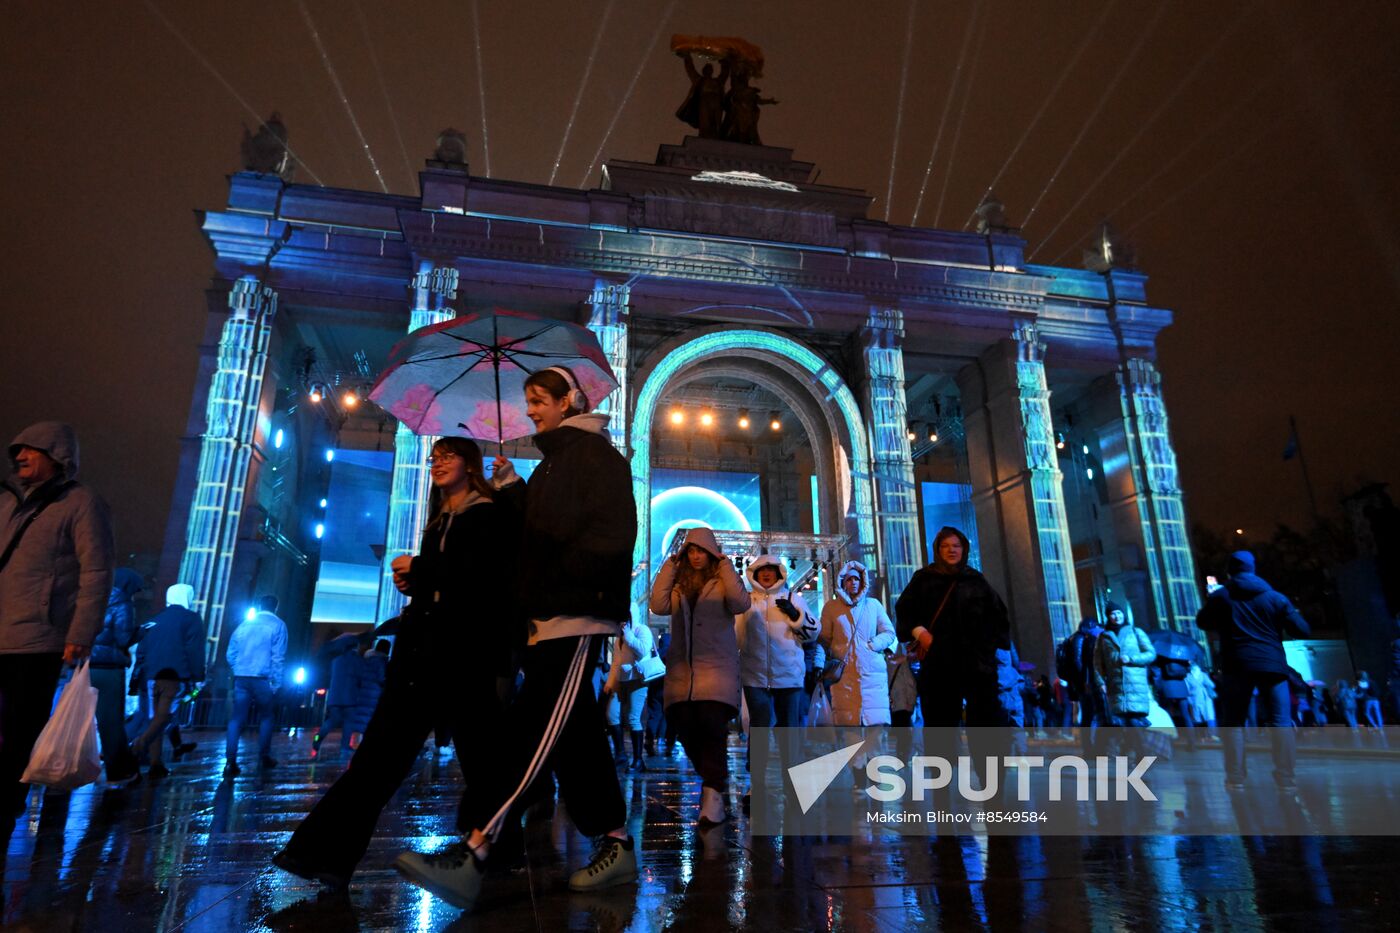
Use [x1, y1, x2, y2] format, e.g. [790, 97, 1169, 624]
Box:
[650, 469, 761, 572]
[312, 450, 392, 625]
[921, 481, 978, 567]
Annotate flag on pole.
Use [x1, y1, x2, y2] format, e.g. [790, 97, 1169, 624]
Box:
[1282, 416, 1300, 460]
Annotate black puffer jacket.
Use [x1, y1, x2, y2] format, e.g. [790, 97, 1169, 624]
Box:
[91, 568, 143, 668]
[496, 414, 636, 626]
[894, 527, 1011, 681]
[397, 495, 522, 683]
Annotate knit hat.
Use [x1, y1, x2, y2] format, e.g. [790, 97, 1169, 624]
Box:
[1228, 550, 1255, 574]
[1104, 600, 1125, 616]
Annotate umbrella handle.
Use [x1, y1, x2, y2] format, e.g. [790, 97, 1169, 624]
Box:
[493, 314, 505, 453]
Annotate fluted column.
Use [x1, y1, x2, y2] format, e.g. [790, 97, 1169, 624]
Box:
[375, 263, 458, 623]
[1089, 358, 1203, 635]
[178, 276, 276, 665]
[860, 307, 921, 601]
[587, 279, 629, 455]
[958, 322, 1081, 669]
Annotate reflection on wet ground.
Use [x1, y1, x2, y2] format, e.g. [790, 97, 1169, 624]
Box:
[1, 732, 1396, 931]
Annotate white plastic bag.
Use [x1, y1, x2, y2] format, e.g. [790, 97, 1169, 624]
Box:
[808, 683, 833, 729]
[1146, 697, 1179, 738]
[21, 661, 102, 790]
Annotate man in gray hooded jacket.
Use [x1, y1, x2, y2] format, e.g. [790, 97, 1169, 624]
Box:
[0, 422, 114, 816]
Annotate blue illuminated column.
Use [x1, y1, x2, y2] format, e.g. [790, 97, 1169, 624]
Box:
[177, 276, 276, 665]
[957, 323, 1080, 669]
[860, 308, 921, 600]
[1089, 358, 1202, 635]
[375, 263, 458, 623]
[587, 279, 629, 455]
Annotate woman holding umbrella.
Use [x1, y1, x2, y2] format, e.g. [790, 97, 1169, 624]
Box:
[273, 435, 520, 890]
[395, 365, 640, 913]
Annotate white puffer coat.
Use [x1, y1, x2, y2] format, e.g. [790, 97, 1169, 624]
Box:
[819, 561, 897, 726]
[737, 555, 817, 690]
[606, 613, 657, 690]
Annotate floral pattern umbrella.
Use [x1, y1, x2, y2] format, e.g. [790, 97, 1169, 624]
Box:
[369, 308, 617, 444]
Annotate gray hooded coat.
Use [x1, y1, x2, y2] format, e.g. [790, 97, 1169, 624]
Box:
[650, 527, 751, 710]
[0, 422, 114, 654]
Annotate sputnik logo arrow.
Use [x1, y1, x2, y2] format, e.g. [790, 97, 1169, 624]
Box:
[787, 741, 866, 814]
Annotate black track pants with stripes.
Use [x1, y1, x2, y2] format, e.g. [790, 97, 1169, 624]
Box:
[466, 634, 626, 841]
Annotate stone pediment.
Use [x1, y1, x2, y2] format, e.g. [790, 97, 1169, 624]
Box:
[602, 136, 872, 247]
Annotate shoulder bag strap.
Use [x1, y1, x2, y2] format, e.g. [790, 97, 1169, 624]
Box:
[927, 581, 957, 629]
[0, 481, 74, 576]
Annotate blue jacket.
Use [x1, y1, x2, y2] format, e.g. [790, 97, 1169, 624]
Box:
[325, 637, 362, 707]
[141, 604, 206, 682]
[1195, 572, 1309, 675]
[92, 568, 143, 668]
[227, 611, 288, 684]
[348, 651, 387, 734]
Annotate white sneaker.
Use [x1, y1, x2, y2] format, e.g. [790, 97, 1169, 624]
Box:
[568, 835, 638, 891]
[697, 786, 726, 829]
[395, 841, 485, 911]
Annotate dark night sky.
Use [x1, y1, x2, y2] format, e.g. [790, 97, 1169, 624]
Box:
[3, 1, 1397, 563]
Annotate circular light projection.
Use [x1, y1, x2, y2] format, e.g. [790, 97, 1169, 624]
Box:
[669, 408, 685, 426]
[650, 485, 753, 573]
[699, 410, 715, 427]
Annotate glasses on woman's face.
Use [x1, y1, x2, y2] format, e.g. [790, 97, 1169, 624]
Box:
[426, 451, 461, 466]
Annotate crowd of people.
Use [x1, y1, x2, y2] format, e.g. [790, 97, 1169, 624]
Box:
[2, 385, 1399, 918]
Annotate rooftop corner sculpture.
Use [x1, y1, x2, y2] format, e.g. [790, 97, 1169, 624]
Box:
[672, 35, 778, 146]
[240, 112, 294, 182]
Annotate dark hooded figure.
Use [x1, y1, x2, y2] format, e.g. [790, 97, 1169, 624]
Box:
[1196, 550, 1310, 791]
[91, 567, 144, 784]
[894, 526, 1012, 773]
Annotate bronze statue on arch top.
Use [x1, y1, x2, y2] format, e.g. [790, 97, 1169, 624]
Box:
[673, 35, 778, 146]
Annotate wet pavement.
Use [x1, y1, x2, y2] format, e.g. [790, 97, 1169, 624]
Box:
[2, 731, 1397, 931]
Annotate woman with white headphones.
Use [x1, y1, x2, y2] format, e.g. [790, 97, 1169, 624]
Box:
[395, 365, 641, 914]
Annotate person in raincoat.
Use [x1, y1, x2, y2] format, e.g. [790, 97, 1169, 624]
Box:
[652, 527, 751, 829]
[736, 554, 816, 814]
[819, 561, 896, 773]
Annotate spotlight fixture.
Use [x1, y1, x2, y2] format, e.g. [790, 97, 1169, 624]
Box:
[769, 411, 781, 432]
[669, 408, 685, 426]
[737, 408, 750, 430]
[342, 390, 359, 409]
[700, 409, 715, 428]
[308, 384, 324, 403]
[906, 429, 916, 442]
[1234, 528, 1244, 536]
[1055, 432, 1066, 450]
[929, 430, 939, 443]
